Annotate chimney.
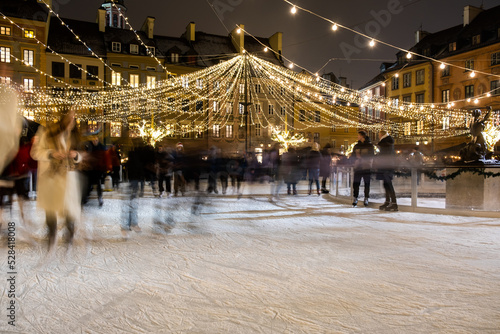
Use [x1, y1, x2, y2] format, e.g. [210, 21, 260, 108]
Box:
[141, 16, 155, 39]
[269, 32, 283, 58]
[97, 8, 106, 33]
[415, 30, 430, 44]
[230, 24, 245, 53]
[463, 5, 483, 26]
[184, 22, 196, 42]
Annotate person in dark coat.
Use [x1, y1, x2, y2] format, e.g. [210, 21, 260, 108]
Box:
[83, 136, 107, 206]
[376, 130, 398, 211]
[156, 145, 173, 197]
[306, 143, 322, 195]
[351, 131, 375, 207]
[320, 143, 332, 193]
[281, 147, 301, 195]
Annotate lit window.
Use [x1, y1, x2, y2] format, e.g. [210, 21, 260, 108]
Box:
[313, 133, 319, 143]
[171, 53, 179, 63]
[196, 79, 203, 89]
[442, 89, 450, 103]
[111, 71, 121, 86]
[0, 77, 12, 85]
[182, 125, 190, 138]
[213, 124, 220, 138]
[254, 104, 261, 114]
[88, 121, 99, 133]
[442, 117, 450, 130]
[181, 77, 188, 88]
[392, 76, 399, 90]
[111, 122, 122, 137]
[255, 124, 261, 136]
[112, 42, 121, 53]
[404, 122, 411, 136]
[0, 46, 11, 63]
[239, 104, 244, 114]
[239, 83, 245, 94]
[129, 123, 140, 138]
[147, 76, 156, 88]
[130, 74, 139, 88]
[491, 52, 500, 66]
[0, 27, 11, 36]
[130, 44, 139, 54]
[403, 73, 412, 88]
[448, 42, 456, 52]
[23, 78, 34, 92]
[23, 49, 34, 66]
[213, 101, 219, 113]
[472, 34, 481, 45]
[226, 125, 233, 138]
[416, 69, 425, 85]
[441, 65, 450, 77]
[465, 59, 474, 71]
[24, 30, 35, 39]
[417, 120, 424, 135]
[226, 103, 233, 114]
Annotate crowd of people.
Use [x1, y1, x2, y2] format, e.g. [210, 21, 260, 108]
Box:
[1, 101, 406, 251]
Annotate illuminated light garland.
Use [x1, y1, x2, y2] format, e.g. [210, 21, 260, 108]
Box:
[482, 122, 500, 152]
[138, 120, 170, 147]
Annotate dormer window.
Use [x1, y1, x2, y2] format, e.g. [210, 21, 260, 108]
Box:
[112, 42, 121, 53]
[472, 34, 481, 45]
[449, 42, 457, 52]
[146, 46, 155, 56]
[130, 44, 139, 54]
[171, 53, 179, 63]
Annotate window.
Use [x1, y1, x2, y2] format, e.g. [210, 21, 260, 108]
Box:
[416, 69, 425, 85]
[416, 93, 425, 104]
[268, 85, 274, 95]
[181, 77, 188, 88]
[111, 71, 121, 86]
[442, 117, 450, 130]
[113, 14, 118, 27]
[332, 125, 336, 132]
[24, 30, 35, 39]
[254, 104, 261, 114]
[280, 106, 286, 116]
[299, 110, 305, 122]
[196, 101, 204, 112]
[196, 127, 204, 139]
[112, 63, 121, 67]
[449, 42, 456, 52]
[23, 78, 34, 92]
[110, 122, 122, 137]
[226, 103, 232, 114]
[0, 77, 11, 85]
[213, 124, 220, 138]
[344, 128, 349, 133]
[315, 110, 320, 122]
[130, 44, 139, 54]
[0, 46, 11, 63]
[69, 63, 82, 79]
[86, 65, 99, 80]
[238, 103, 244, 115]
[23, 49, 34, 66]
[130, 74, 139, 88]
[147, 76, 156, 88]
[404, 122, 411, 136]
[280, 87, 286, 96]
[171, 53, 179, 63]
[441, 65, 450, 77]
[239, 83, 245, 94]
[182, 125, 190, 138]
[403, 95, 411, 103]
[146, 46, 155, 55]
[465, 59, 474, 71]
[403, 73, 412, 88]
[491, 80, 500, 96]
[214, 81, 220, 90]
[465, 85, 474, 98]
[212, 101, 219, 113]
[417, 120, 424, 135]
[313, 133, 320, 143]
[255, 84, 261, 93]
[255, 124, 261, 136]
[0, 27, 11, 36]
[52, 61, 65, 77]
[195, 79, 203, 89]
[226, 125, 233, 138]
[112, 42, 121, 53]
[89, 121, 99, 134]
[472, 34, 481, 45]
[147, 66, 156, 71]
[392, 76, 399, 90]
[442, 89, 450, 103]
[183, 100, 190, 112]
[268, 104, 274, 115]
[492, 52, 500, 66]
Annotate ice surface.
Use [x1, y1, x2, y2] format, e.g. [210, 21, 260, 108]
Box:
[1, 186, 499, 333]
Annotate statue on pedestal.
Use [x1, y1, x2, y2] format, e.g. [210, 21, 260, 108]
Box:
[460, 108, 491, 162]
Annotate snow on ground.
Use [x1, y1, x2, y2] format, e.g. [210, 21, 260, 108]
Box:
[1, 183, 499, 333]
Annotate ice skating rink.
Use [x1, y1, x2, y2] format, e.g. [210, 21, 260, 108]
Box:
[1, 194, 499, 333]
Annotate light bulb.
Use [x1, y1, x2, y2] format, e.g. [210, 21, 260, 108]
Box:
[291, 6, 297, 14]
[332, 24, 338, 31]
[470, 71, 475, 78]
[289, 63, 294, 69]
[395, 73, 399, 78]
[369, 39, 375, 47]
[264, 47, 268, 52]
[406, 52, 412, 59]
[236, 28, 241, 34]
[467, 98, 471, 102]
[487, 92, 491, 97]
[440, 63, 446, 69]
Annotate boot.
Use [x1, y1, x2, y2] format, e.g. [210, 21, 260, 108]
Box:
[352, 197, 358, 207]
[287, 189, 291, 195]
[293, 190, 297, 195]
[317, 189, 321, 196]
[379, 202, 390, 210]
[385, 203, 398, 212]
[363, 198, 369, 207]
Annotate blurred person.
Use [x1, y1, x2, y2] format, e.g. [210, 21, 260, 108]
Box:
[108, 144, 121, 190]
[83, 136, 107, 206]
[172, 142, 186, 196]
[306, 143, 322, 195]
[409, 146, 424, 185]
[351, 131, 375, 207]
[207, 146, 219, 194]
[0, 85, 22, 174]
[320, 143, 332, 193]
[156, 145, 173, 197]
[282, 147, 301, 195]
[228, 154, 245, 195]
[376, 130, 398, 211]
[31, 107, 82, 250]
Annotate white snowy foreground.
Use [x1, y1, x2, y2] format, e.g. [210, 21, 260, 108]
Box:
[1, 189, 499, 333]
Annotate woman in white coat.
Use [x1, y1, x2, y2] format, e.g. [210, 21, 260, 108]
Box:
[31, 108, 82, 250]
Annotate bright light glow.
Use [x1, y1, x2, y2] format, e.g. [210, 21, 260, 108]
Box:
[382, 82, 386, 87]
[288, 63, 294, 69]
[440, 63, 446, 69]
[467, 98, 471, 102]
[406, 52, 412, 59]
[291, 6, 297, 14]
[236, 28, 241, 34]
[264, 47, 268, 52]
[395, 73, 399, 78]
[331, 24, 338, 31]
[431, 104, 435, 108]
[469, 71, 476, 78]
[487, 92, 491, 97]
[474, 99, 479, 104]
[369, 39, 375, 47]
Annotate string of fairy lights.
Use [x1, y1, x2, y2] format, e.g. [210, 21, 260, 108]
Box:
[2, 0, 498, 144]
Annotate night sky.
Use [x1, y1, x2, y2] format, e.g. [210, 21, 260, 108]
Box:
[56, 0, 499, 89]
